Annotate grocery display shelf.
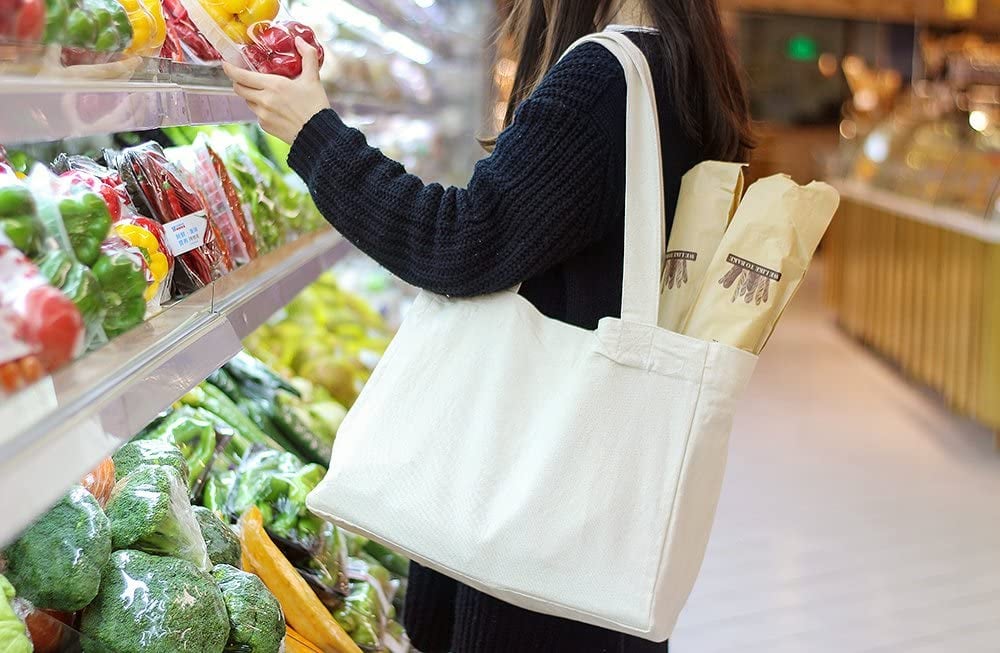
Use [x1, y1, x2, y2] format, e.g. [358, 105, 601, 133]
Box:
[0, 74, 437, 144]
[831, 178, 1000, 244]
[0, 228, 352, 546]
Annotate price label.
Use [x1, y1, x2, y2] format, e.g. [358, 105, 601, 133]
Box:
[945, 0, 977, 19]
[163, 211, 208, 256]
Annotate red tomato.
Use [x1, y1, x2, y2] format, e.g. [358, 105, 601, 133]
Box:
[17, 285, 83, 371]
[14, 0, 44, 42]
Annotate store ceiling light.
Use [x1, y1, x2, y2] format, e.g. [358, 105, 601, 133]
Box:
[969, 110, 990, 132]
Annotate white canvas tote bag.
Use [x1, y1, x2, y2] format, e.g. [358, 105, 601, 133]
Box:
[308, 31, 758, 641]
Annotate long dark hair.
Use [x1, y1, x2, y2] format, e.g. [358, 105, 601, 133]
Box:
[490, 0, 753, 161]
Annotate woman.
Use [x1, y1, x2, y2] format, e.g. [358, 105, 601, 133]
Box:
[227, 0, 752, 650]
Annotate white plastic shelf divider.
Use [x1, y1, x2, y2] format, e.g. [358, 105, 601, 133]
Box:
[0, 76, 436, 144]
[0, 228, 351, 546]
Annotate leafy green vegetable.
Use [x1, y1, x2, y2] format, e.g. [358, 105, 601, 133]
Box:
[212, 564, 285, 653]
[80, 550, 229, 653]
[0, 575, 32, 653]
[3, 486, 111, 612]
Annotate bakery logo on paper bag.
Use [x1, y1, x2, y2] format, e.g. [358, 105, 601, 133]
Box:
[661, 250, 697, 290]
[718, 254, 781, 305]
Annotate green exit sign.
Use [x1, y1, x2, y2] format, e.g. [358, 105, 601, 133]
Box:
[786, 34, 818, 61]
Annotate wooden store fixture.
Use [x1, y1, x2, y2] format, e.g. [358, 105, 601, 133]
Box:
[824, 180, 1000, 448]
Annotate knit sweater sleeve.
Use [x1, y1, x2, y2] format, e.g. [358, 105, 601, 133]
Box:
[287, 46, 622, 297]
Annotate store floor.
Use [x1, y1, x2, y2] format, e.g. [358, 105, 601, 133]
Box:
[671, 267, 1000, 652]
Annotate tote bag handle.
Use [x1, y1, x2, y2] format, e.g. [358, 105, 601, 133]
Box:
[560, 32, 666, 326]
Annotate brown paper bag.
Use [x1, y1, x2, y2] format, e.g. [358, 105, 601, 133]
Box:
[659, 161, 746, 332]
[683, 174, 840, 354]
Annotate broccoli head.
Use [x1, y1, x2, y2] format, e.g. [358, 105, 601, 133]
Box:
[80, 550, 229, 653]
[212, 564, 285, 653]
[112, 440, 190, 486]
[104, 465, 210, 570]
[3, 486, 111, 612]
[193, 507, 242, 568]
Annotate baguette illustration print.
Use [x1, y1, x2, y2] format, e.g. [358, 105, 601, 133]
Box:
[661, 250, 697, 291]
[718, 254, 781, 305]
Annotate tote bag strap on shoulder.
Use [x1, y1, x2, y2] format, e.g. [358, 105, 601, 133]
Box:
[560, 31, 666, 327]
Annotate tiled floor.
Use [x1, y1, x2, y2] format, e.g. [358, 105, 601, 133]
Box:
[672, 270, 1000, 652]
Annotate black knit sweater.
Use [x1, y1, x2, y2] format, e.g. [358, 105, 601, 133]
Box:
[289, 30, 700, 653]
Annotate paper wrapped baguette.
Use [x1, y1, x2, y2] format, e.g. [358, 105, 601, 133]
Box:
[659, 161, 746, 332]
[682, 174, 840, 354]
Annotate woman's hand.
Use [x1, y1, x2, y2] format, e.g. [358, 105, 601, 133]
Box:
[223, 38, 330, 145]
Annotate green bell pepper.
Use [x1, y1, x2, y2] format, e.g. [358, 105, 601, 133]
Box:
[62, 0, 132, 51]
[43, 0, 70, 43]
[92, 251, 146, 338]
[59, 191, 110, 266]
[37, 249, 106, 331]
[0, 185, 42, 257]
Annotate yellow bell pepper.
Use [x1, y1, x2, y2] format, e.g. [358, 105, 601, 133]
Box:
[114, 222, 169, 302]
[117, 0, 167, 56]
[201, 0, 279, 44]
[238, 507, 361, 653]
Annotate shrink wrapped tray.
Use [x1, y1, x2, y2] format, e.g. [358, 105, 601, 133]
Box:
[176, 0, 324, 77]
[43, 0, 136, 65]
[683, 174, 840, 354]
[106, 142, 234, 295]
[0, 0, 45, 46]
[161, 0, 221, 63]
[167, 140, 258, 265]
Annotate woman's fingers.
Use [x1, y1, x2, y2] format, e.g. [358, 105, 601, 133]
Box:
[297, 37, 320, 80]
[222, 61, 271, 90]
[232, 82, 267, 104]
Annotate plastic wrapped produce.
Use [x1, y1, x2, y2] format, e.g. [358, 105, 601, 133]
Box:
[2, 486, 111, 612]
[175, 0, 323, 77]
[0, 0, 45, 46]
[47, 0, 135, 65]
[79, 549, 229, 653]
[0, 167, 45, 259]
[107, 142, 233, 295]
[0, 233, 84, 393]
[167, 140, 258, 265]
[193, 506, 241, 568]
[118, 0, 165, 56]
[161, 0, 221, 63]
[80, 457, 116, 506]
[112, 439, 190, 484]
[212, 564, 285, 653]
[103, 464, 211, 570]
[0, 575, 32, 653]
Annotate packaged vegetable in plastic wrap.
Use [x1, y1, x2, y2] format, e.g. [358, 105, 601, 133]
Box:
[160, 0, 221, 63]
[0, 0, 45, 47]
[106, 142, 234, 295]
[176, 0, 324, 77]
[0, 233, 83, 393]
[79, 549, 230, 653]
[80, 457, 116, 506]
[0, 574, 32, 653]
[2, 485, 111, 612]
[103, 464, 211, 570]
[46, 170, 113, 267]
[212, 563, 285, 653]
[45, 0, 135, 65]
[118, 0, 165, 56]
[238, 506, 360, 653]
[167, 140, 258, 265]
[0, 166, 46, 260]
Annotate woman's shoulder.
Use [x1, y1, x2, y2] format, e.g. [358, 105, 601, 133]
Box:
[528, 41, 627, 118]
